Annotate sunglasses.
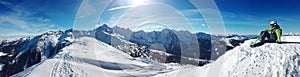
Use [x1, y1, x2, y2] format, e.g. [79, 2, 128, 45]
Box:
[270, 24, 275, 26]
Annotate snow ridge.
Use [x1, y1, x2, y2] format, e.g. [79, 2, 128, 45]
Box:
[213, 36, 300, 77]
[155, 36, 300, 77]
[13, 37, 181, 77]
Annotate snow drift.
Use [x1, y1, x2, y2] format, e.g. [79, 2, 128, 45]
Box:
[155, 36, 300, 77]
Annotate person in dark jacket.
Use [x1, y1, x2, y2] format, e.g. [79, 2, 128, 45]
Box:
[250, 20, 282, 47]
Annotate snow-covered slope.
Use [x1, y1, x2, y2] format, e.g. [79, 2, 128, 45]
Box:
[0, 29, 74, 76]
[155, 36, 300, 77]
[13, 37, 181, 77]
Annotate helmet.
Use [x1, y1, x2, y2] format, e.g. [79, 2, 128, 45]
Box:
[270, 20, 277, 25]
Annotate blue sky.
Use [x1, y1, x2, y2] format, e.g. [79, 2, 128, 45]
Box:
[1, 0, 300, 38]
[0, 0, 81, 38]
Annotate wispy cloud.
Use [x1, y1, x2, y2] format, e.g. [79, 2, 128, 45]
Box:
[0, 15, 61, 33]
[108, 5, 135, 11]
[0, 1, 61, 38]
[0, 33, 38, 40]
[0, 0, 12, 6]
[108, 0, 146, 11]
[110, 3, 197, 32]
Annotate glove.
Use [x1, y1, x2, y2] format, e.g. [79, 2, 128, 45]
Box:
[260, 31, 265, 36]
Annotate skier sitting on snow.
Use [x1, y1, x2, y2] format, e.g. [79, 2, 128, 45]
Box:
[250, 20, 282, 47]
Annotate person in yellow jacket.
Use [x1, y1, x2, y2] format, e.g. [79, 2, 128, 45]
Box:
[250, 20, 282, 47]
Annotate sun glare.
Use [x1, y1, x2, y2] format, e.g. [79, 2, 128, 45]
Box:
[130, 0, 146, 6]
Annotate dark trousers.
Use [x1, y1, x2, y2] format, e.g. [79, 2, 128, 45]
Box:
[252, 31, 276, 47]
[260, 31, 277, 43]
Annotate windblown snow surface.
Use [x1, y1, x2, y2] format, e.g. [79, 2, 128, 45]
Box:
[156, 36, 300, 77]
[12, 36, 300, 77]
[13, 37, 185, 77]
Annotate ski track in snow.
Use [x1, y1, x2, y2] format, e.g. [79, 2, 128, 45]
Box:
[50, 50, 87, 77]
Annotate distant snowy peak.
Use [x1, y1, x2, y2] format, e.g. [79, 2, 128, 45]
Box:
[196, 32, 211, 40]
[283, 32, 300, 36]
[80, 24, 250, 60]
[95, 24, 111, 32]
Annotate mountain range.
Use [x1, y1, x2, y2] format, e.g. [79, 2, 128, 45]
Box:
[0, 24, 269, 76]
